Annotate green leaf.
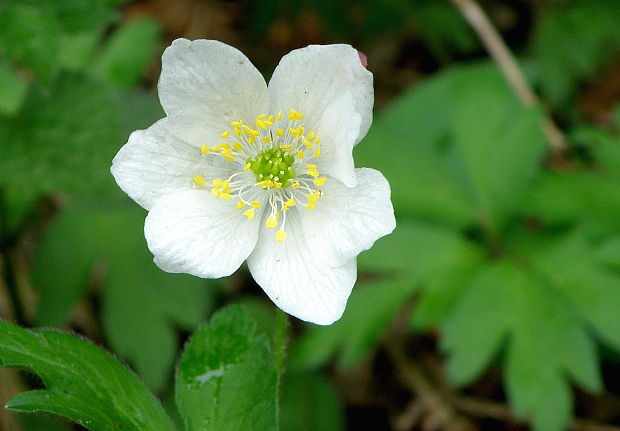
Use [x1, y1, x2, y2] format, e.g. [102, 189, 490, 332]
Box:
[532, 229, 620, 352]
[355, 67, 476, 226]
[280, 371, 344, 431]
[0, 321, 175, 431]
[290, 279, 417, 370]
[531, 1, 620, 105]
[1, 72, 121, 197]
[442, 260, 602, 431]
[91, 17, 161, 88]
[0, 4, 61, 83]
[451, 69, 546, 230]
[33, 198, 213, 392]
[175, 305, 277, 431]
[0, 58, 28, 115]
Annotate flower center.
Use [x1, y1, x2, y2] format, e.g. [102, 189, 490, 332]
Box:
[192, 109, 327, 243]
[246, 147, 296, 187]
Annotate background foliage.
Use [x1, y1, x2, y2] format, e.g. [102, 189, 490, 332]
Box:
[1, 0, 620, 430]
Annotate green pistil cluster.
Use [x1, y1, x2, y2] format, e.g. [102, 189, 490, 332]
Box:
[247, 147, 296, 186]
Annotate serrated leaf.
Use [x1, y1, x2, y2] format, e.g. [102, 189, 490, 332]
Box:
[33, 198, 213, 392]
[175, 305, 277, 431]
[451, 69, 546, 230]
[91, 17, 161, 87]
[0, 321, 175, 431]
[1, 72, 121, 196]
[280, 371, 344, 431]
[443, 260, 602, 431]
[290, 279, 417, 370]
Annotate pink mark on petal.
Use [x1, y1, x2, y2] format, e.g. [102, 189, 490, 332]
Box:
[358, 51, 368, 68]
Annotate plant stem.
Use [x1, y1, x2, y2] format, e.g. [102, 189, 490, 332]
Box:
[449, 0, 567, 154]
[273, 308, 289, 431]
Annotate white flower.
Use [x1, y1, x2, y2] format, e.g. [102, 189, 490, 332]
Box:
[111, 39, 395, 325]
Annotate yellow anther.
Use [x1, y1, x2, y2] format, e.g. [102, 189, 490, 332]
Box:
[250, 201, 261, 208]
[314, 148, 321, 157]
[233, 142, 243, 151]
[265, 213, 278, 229]
[257, 114, 266, 120]
[211, 188, 220, 197]
[276, 111, 283, 121]
[220, 148, 232, 156]
[280, 144, 291, 149]
[221, 142, 230, 149]
[244, 163, 251, 171]
[288, 109, 304, 121]
[282, 198, 296, 211]
[244, 127, 260, 136]
[234, 127, 242, 137]
[256, 119, 267, 129]
[273, 181, 282, 189]
[292, 182, 301, 189]
[306, 202, 316, 210]
[243, 208, 255, 221]
[276, 129, 284, 137]
[220, 193, 232, 200]
[262, 136, 272, 143]
[313, 177, 327, 186]
[308, 191, 321, 202]
[307, 130, 316, 140]
[267, 115, 275, 123]
[303, 139, 313, 148]
[315, 136, 321, 144]
[248, 136, 256, 144]
[306, 164, 317, 169]
[308, 169, 320, 178]
[201, 144, 209, 154]
[212, 178, 224, 188]
[193, 175, 206, 187]
[224, 156, 236, 162]
[230, 121, 244, 127]
[275, 229, 286, 242]
[220, 130, 230, 138]
[236, 201, 245, 210]
[297, 150, 304, 159]
[258, 180, 275, 188]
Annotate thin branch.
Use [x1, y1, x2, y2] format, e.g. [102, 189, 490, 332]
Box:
[449, 0, 567, 154]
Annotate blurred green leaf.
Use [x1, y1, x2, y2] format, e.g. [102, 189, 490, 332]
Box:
[0, 320, 175, 431]
[0, 58, 28, 115]
[531, 0, 620, 105]
[443, 260, 602, 431]
[356, 67, 476, 226]
[280, 371, 344, 431]
[451, 70, 546, 230]
[290, 279, 417, 370]
[58, 31, 100, 71]
[91, 17, 161, 88]
[1, 72, 121, 197]
[175, 305, 277, 431]
[0, 4, 61, 83]
[532, 229, 620, 352]
[33, 199, 213, 392]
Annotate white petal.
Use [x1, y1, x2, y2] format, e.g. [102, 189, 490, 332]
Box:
[247, 215, 357, 325]
[111, 119, 232, 210]
[145, 190, 262, 278]
[268, 44, 373, 142]
[158, 38, 269, 146]
[301, 168, 396, 267]
[315, 92, 360, 187]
